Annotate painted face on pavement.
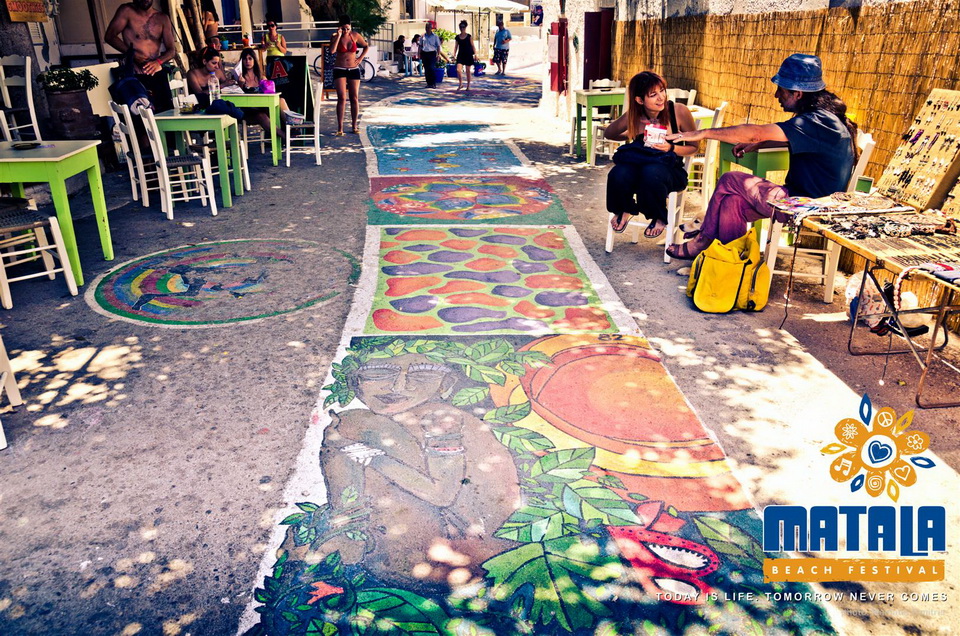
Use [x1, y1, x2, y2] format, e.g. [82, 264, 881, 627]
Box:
[354, 354, 454, 416]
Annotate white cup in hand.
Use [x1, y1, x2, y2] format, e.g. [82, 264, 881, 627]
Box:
[644, 124, 667, 146]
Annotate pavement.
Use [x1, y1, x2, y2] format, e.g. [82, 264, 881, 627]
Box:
[0, 70, 957, 635]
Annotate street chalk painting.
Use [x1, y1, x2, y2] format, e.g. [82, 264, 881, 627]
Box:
[390, 76, 542, 107]
[87, 240, 356, 327]
[368, 176, 568, 225]
[243, 336, 833, 635]
[365, 124, 498, 148]
[365, 227, 616, 335]
[374, 143, 525, 176]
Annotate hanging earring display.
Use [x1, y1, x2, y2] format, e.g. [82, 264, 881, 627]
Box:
[876, 89, 960, 210]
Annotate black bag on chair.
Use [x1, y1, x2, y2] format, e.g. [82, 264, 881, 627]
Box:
[611, 99, 688, 191]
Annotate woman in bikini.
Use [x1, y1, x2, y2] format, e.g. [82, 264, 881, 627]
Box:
[604, 72, 699, 238]
[329, 15, 368, 136]
[453, 20, 476, 92]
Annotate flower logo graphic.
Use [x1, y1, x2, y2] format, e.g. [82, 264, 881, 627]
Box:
[821, 395, 935, 501]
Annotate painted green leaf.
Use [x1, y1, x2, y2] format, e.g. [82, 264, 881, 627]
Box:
[451, 386, 490, 406]
[596, 474, 626, 490]
[692, 516, 764, 570]
[463, 363, 507, 386]
[498, 360, 526, 377]
[494, 506, 579, 542]
[465, 339, 513, 364]
[561, 480, 643, 526]
[513, 351, 552, 367]
[341, 485, 360, 505]
[297, 502, 322, 512]
[349, 588, 450, 635]
[483, 402, 531, 424]
[492, 426, 555, 453]
[254, 589, 269, 603]
[281, 513, 306, 525]
[482, 536, 622, 632]
[529, 447, 595, 483]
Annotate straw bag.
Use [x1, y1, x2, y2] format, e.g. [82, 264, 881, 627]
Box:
[686, 234, 770, 313]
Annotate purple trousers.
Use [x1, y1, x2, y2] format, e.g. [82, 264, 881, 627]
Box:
[685, 171, 790, 256]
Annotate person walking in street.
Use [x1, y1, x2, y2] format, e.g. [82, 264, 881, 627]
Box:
[664, 54, 856, 260]
[104, 0, 176, 111]
[493, 19, 512, 76]
[419, 22, 448, 89]
[453, 21, 476, 92]
[330, 15, 368, 136]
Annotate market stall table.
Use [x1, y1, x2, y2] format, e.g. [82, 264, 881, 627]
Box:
[0, 140, 110, 286]
[220, 92, 282, 166]
[804, 215, 960, 409]
[152, 110, 243, 208]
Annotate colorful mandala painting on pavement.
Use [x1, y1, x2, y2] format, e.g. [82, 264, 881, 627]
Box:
[368, 176, 569, 225]
[88, 240, 354, 327]
[365, 124, 497, 148]
[365, 228, 616, 335]
[374, 143, 525, 175]
[243, 335, 833, 636]
[391, 77, 541, 107]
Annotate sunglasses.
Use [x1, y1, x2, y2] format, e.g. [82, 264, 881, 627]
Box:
[267, 23, 276, 28]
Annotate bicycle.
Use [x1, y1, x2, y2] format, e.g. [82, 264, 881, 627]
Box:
[311, 54, 377, 83]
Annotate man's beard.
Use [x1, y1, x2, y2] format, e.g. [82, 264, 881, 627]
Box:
[133, 0, 153, 10]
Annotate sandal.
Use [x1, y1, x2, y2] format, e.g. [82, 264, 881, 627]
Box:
[665, 242, 698, 260]
[644, 219, 666, 239]
[610, 214, 631, 234]
[351, 126, 360, 134]
[335, 131, 345, 137]
[682, 228, 702, 240]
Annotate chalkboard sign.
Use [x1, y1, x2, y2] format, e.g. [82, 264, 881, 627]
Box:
[265, 55, 313, 115]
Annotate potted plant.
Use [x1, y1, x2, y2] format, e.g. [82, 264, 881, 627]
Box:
[36, 67, 100, 139]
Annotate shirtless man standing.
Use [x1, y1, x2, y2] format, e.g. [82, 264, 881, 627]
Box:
[105, 0, 176, 111]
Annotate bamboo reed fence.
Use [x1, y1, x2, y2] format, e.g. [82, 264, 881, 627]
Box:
[613, 1, 960, 329]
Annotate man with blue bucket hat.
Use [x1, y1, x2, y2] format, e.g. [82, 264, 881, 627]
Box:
[664, 53, 857, 260]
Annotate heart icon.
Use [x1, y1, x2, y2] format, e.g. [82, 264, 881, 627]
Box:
[868, 440, 893, 464]
[894, 465, 912, 481]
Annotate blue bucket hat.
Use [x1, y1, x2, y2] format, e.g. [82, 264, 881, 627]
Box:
[771, 54, 826, 92]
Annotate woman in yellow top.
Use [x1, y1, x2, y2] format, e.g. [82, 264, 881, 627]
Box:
[261, 20, 287, 56]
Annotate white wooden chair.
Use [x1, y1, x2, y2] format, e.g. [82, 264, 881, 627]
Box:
[763, 130, 877, 303]
[243, 121, 267, 156]
[605, 154, 696, 261]
[666, 87, 697, 107]
[138, 106, 217, 219]
[0, 111, 10, 141]
[0, 55, 42, 142]
[286, 83, 322, 167]
[110, 101, 161, 208]
[1, 332, 24, 450]
[687, 101, 729, 212]
[0, 197, 78, 310]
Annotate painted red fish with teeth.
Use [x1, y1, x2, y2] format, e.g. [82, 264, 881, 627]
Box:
[607, 500, 720, 605]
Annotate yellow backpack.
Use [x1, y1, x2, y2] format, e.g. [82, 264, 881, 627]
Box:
[686, 233, 770, 313]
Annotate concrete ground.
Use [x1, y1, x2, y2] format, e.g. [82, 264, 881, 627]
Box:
[0, 71, 957, 635]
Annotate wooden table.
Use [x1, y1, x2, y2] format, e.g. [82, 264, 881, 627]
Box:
[220, 92, 282, 166]
[571, 88, 626, 163]
[0, 141, 111, 286]
[153, 110, 243, 208]
[805, 216, 960, 408]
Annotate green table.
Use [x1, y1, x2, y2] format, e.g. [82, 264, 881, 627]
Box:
[718, 141, 790, 180]
[221, 93, 282, 166]
[153, 110, 243, 208]
[0, 140, 111, 286]
[572, 88, 626, 163]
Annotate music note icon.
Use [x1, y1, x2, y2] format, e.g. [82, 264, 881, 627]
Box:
[837, 458, 853, 476]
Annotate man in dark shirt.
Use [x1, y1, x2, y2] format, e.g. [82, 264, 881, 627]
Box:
[664, 54, 856, 259]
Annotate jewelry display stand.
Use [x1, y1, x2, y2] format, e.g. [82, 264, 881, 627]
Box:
[875, 88, 960, 210]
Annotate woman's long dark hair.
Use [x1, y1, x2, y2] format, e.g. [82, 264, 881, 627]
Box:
[795, 90, 860, 161]
[627, 71, 668, 140]
[239, 47, 261, 80]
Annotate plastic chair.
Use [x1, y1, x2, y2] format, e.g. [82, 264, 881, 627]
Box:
[1, 332, 24, 450]
[686, 101, 729, 212]
[286, 83, 322, 167]
[110, 101, 161, 208]
[0, 55, 42, 142]
[666, 88, 697, 107]
[0, 197, 78, 310]
[138, 106, 217, 219]
[605, 154, 696, 261]
[763, 131, 876, 303]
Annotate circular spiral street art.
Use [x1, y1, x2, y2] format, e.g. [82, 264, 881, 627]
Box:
[372, 176, 554, 220]
[88, 239, 356, 327]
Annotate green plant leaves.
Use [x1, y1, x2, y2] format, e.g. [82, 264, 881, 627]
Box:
[349, 588, 450, 635]
[494, 506, 580, 542]
[492, 427, 554, 454]
[529, 447, 595, 483]
[561, 480, 643, 526]
[482, 402, 531, 424]
[693, 516, 765, 571]
[483, 537, 622, 632]
[451, 386, 490, 406]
